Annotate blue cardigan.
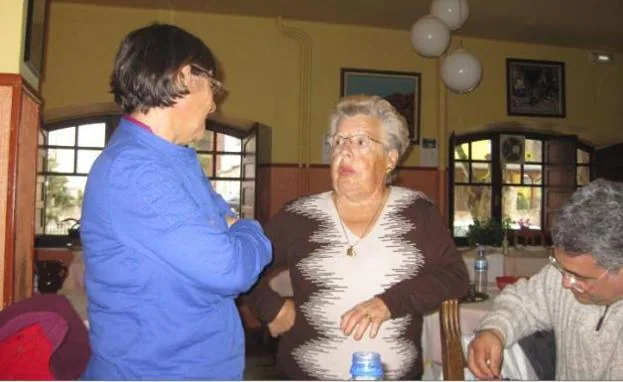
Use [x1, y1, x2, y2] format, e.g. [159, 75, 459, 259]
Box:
[80, 118, 272, 380]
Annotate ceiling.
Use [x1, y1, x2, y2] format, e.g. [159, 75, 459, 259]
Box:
[56, 0, 623, 53]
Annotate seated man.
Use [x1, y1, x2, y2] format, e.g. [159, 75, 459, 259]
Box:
[467, 178, 623, 380]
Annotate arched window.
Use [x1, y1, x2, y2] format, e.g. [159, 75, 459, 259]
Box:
[449, 130, 593, 246]
[37, 114, 248, 246]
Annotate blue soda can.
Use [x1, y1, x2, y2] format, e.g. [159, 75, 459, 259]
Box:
[350, 351, 384, 380]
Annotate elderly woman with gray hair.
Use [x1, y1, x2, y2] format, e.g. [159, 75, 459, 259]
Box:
[246, 94, 469, 380]
[468, 178, 623, 380]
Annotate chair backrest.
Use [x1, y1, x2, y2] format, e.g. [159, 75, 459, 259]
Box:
[440, 298, 465, 380]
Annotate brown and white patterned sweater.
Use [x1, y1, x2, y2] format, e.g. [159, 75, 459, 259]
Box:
[246, 186, 469, 380]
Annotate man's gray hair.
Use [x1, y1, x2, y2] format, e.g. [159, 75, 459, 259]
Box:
[328, 94, 411, 183]
[551, 178, 623, 269]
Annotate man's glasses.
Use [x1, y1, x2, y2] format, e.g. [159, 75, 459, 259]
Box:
[325, 133, 385, 153]
[548, 255, 609, 293]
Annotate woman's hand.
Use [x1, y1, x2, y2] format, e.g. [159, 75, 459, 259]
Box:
[340, 297, 391, 341]
[268, 299, 295, 337]
[467, 329, 504, 380]
[225, 215, 238, 227]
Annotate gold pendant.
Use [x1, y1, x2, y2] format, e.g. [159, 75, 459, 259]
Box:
[347, 246, 356, 257]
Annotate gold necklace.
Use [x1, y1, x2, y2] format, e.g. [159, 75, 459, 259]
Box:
[334, 190, 389, 257]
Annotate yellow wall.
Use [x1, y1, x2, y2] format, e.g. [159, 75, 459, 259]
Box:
[43, 2, 623, 166]
[0, 0, 40, 89]
[0, 0, 27, 73]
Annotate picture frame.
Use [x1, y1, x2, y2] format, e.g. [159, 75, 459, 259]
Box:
[506, 58, 566, 118]
[23, 0, 48, 80]
[340, 68, 421, 144]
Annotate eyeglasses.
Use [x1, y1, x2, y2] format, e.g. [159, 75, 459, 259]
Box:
[326, 133, 385, 153]
[190, 65, 226, 97]
[548, 255, 609, 293]
[207, 77, 225, 97]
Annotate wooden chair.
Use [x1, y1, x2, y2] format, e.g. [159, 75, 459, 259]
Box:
[440, 298, 466, 380]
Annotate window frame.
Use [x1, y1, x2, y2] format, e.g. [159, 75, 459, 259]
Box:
[36, 114, 249, 248]
[449, 130, 594, 247]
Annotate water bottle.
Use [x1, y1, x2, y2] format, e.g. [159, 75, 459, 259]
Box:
[350, 351, 384, 380]
[474, 245, 488, 294]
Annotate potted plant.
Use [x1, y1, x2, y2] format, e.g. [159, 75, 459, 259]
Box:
[467, 218, 504, 247]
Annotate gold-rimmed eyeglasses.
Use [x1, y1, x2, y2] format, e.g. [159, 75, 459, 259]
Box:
[548, 255, 609, 293]
[325, 133, 385, 153]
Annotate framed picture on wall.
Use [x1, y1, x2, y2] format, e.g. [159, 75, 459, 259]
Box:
[506, 58, 566, 118]
[23, 0, 48, 79]
[340, 68, 421, 144]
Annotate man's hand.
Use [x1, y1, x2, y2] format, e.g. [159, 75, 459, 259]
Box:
[268, 299, 295, 337]
[340, 297, 391, 341]
[467, 329, 505, 380]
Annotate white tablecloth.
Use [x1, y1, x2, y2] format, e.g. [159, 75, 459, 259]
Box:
[457, 333, 537, 380]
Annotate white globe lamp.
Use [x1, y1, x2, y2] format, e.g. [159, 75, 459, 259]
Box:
[410, 15, 451, 58]
[441, 48, 482, 93]
[430, 0, 470, 31]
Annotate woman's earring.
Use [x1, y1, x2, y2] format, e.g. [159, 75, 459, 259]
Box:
[386, 166, 393, 174]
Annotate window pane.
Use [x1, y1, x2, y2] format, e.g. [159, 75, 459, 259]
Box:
[216, 133, 242, 153]
[44, 175, 86, 235]
[502, 186, 542, 230]
[198, 154, 213, 177]
[577, 149, 590, 164]
[454, 162, 469, 183]
[46, 149, 74, 172]
[523, 164, 542, 185]
[77, 149, 102, 174]
[215, 155, 241, 178]
[577, 166, 590, 185]
[211, 180, 240, 214]
[471, 162, 491, 184]
[453, 185, 491, 237]
[471, 140, 491, 160]
[78, 123, 106, 147]
[192, 130, 214, 151]
[502, 162, 521, 184]
[48, 127, 75, 146]
[525, 139, 542, 162]
[454, 142, 469, 160]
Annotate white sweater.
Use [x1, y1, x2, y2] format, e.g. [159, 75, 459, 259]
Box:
[479, 265, 623, 380]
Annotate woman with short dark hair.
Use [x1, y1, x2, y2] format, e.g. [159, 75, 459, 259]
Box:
[81, 23, 272, 379]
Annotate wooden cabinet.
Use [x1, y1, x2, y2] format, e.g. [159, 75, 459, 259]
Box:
[0, 74, 42, 308]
